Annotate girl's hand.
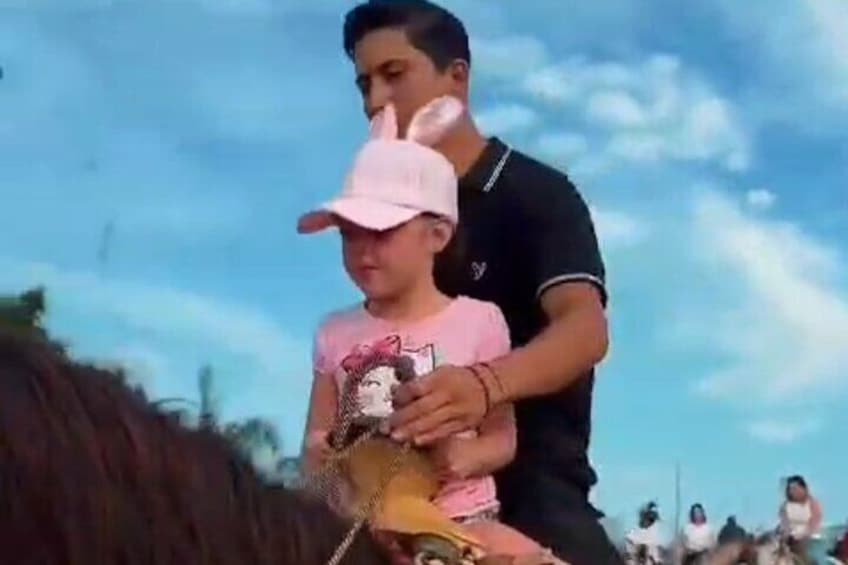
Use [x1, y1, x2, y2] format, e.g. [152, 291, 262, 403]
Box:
[303, 430, 334, 472]
[430, 435, 479, 481]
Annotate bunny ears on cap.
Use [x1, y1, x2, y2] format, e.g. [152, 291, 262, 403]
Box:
[297, 96, 463, 235]
[368, 95, 464, 145]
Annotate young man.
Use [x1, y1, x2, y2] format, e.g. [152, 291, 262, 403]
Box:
[341, 2, 620, 563]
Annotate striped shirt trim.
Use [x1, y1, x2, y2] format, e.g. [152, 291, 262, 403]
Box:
[536, 273, 606, 300]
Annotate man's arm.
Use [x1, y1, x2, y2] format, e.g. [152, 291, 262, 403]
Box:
[487, 282, 607, 403]
[486, 170, 608, 403]
[388, 170, 608, 443]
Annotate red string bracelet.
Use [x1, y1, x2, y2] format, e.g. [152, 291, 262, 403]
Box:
[465, 365, 491, 417]
[477, 361, 507, 403]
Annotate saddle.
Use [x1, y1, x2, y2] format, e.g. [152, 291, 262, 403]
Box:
[345, 435, 485, 562]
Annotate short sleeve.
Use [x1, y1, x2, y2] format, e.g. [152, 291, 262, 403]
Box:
[311, 323, 334, 378]
[475, 303, 511, 362]
[525, 173, 607, 306]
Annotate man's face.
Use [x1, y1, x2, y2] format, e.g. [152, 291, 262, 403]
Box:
[352, 27, 466, 135]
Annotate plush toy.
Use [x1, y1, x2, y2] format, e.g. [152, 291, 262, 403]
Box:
[329, 338, 484, 564]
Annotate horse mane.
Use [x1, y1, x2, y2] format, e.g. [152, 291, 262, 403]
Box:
[0, 328, 388, 565]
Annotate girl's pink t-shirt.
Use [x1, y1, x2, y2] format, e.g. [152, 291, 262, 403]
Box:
[312, 295, 511, 519]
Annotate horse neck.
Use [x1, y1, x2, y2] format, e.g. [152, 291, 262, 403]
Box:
[755, 538, 792, 565]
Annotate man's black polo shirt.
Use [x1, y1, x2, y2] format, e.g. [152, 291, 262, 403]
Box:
[435, 137, 607, 508]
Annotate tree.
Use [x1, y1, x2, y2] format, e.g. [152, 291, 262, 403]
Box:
[222, 417, 281, 457]
[192, 365, 285, 481]
[197, 364, 217, 430]
[0, 287, 47, 334]
[0, 287, 67, 354]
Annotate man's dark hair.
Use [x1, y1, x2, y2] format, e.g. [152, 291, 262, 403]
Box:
[343, 0, 470, 70]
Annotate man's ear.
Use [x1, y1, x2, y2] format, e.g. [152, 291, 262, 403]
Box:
[448, 59, 469, 86]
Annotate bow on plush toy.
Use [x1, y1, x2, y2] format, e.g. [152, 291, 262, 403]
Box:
[339, 335, 402, 375]
[323, 96, 487, 563]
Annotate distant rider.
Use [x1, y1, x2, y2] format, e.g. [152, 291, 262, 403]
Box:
[625, 502, 664, 564]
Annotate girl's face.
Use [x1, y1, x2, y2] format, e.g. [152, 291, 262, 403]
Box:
[339, 215, 452, 301]
[692, 507, 705, 524]
[787, 481, 807, 502]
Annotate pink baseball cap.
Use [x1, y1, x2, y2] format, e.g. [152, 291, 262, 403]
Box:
[297, 97, 464, 234]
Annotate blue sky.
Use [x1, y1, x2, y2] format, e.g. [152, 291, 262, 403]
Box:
[2, 0, 847, 535]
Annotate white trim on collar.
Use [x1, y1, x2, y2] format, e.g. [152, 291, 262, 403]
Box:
[482, 146, 512, 193]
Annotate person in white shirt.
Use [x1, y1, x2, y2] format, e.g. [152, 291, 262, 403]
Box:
[778, 474, 827, 563]
[681, 503, 716, 564]
[625, 502, 665, 564]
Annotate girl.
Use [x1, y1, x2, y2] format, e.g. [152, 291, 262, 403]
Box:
[625, 502, 665, 564]
[779, 475, 826, 563]
[681, 503, 716, 564]
[298, 97, 554, 562]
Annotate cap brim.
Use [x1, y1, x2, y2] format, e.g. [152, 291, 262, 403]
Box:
[297, 197, 420, 234]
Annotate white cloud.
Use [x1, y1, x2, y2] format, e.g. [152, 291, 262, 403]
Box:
[95, 342, 172, 391]
[534, 132, 606, 178]
[0, 257, 313, 447]
[681, 97, 750, 172]
[586, 90, 648, 128]
[479, 50, 751, 172]
[0, 259, 307, 377]
[606, 133, 666, 162]
[535, 132, 588, 156]
[590, 206, 649, 250]
[713, 0, 848, 126]
[600, 70, 749, 172]
[601, 95, 750, 171]
[475, 103, 538, 135]
[470, 35, 547, 80]
[690, 190, 848, 404]
[804, 0, 848, 101]
[522, 66, 579, 104]
[746, 418, 822, 444]
[746, 189, 777, 210]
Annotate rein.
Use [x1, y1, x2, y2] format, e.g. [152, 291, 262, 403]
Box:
[298, 354, 417, 565]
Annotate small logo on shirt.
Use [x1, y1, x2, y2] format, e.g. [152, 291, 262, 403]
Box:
[471, 261, 487, 281]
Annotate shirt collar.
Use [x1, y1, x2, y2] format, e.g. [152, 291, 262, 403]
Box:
[458, 137, 509, 193]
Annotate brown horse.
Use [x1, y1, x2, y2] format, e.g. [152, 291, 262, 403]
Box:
[0, 327, 772, 565]
[0, 328, 389, 565]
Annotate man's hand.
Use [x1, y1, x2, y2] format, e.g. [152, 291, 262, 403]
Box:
[388, 365, 488, 445]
